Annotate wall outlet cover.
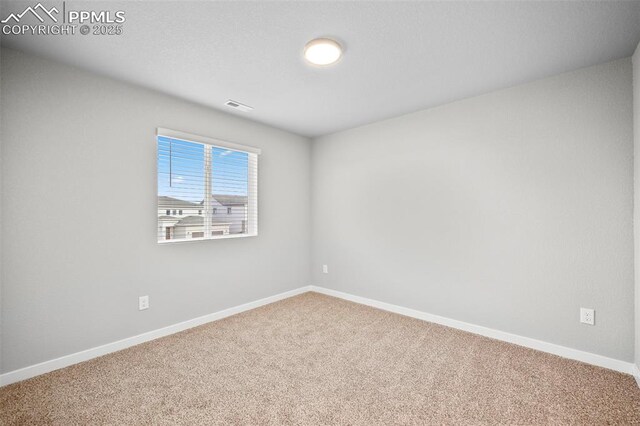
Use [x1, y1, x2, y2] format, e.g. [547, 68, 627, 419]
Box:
[139, 295, 149, 311]
[580, 307, 594, 325]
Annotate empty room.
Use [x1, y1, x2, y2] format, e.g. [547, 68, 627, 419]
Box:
[1, 0, 640, 424]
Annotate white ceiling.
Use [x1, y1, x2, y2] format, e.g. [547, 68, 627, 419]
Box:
[2, 1, 640, 137]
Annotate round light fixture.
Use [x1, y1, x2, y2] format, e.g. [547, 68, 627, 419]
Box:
[304, 38, 342, 66]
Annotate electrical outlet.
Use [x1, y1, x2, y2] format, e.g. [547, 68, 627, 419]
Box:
[139, 295, 149, 311]
[580, 307, 594, 325]
[322, 264, 329, 274]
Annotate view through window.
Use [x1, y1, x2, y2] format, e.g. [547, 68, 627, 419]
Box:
[157, 131, 258, 242]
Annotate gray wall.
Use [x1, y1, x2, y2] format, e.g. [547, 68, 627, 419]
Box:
[0, 48, 311, 373]
[311, 58, 634, 361]
[1, 47, 636, 373]
[634, 42, 640, 368]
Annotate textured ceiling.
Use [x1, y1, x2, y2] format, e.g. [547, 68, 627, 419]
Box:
[2, 1, 640, 137]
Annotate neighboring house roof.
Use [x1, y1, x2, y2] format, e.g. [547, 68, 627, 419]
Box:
[175, 216, 204, 227]
[174, 216, 232, 227]
[158, 196, 200, 208]
[158, 195, 247, 207]
[212, 194, 248, 206]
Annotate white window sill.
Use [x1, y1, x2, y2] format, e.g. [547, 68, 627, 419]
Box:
[158, 233, 257, 244]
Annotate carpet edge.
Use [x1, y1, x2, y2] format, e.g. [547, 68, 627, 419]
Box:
[309, 285, 636, 378]
[0, 285, 313, 387]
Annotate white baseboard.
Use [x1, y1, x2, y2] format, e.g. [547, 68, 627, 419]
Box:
[0, 286, 312, 387]
[3, 284, 637, 389]
[633, 364, 640, 388]
[310, 286, 637, 378]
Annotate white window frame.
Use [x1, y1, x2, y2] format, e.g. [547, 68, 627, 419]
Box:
[157, 128, 260, 244]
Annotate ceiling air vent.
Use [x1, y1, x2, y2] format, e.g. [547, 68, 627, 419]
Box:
[225, 100, 253, 112]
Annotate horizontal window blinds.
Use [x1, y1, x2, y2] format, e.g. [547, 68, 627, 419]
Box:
[157, 130, 258, 243]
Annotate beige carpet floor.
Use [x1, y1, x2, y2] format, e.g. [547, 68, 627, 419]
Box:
[1, 292, 639, 425]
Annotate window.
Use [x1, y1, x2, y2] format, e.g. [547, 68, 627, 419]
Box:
[157, 128, 259, 243]
[166, 210, 170, 216]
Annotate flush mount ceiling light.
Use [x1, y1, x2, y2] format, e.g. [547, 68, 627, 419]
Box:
[303, 38, 343, 66]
